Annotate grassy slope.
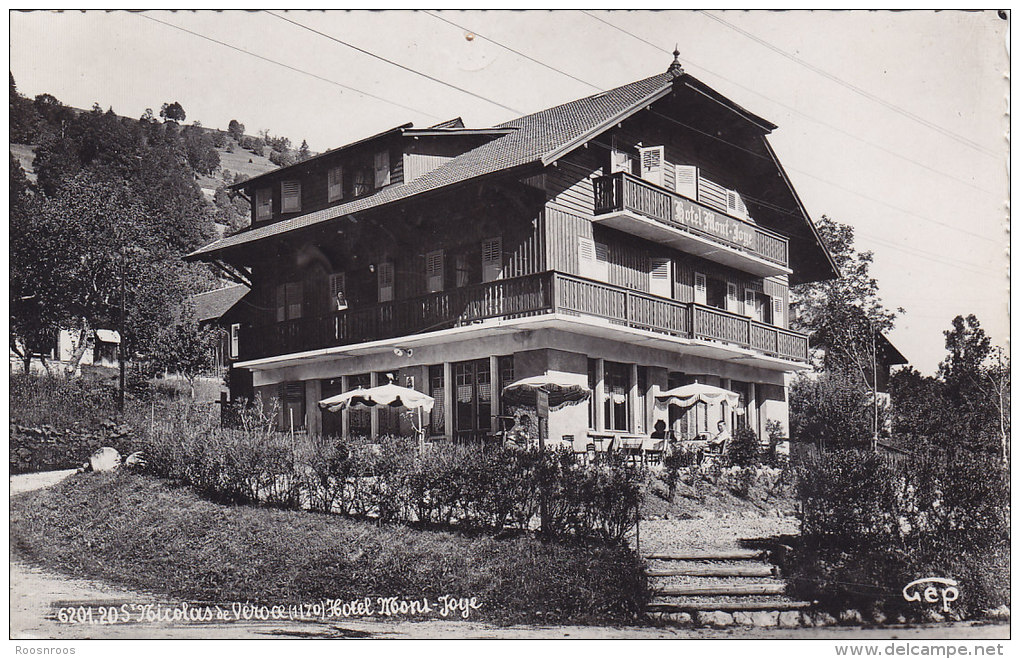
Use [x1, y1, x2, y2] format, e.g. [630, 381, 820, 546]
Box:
[11, 143, 37, 181]
[11, 471, 647, 626]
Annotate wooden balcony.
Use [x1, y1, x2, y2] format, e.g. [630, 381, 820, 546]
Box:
[593, 172, 791, 278]
[238, 272, 809, 363]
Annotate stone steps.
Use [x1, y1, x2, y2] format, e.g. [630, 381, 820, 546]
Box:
[653, 583, 787, 597]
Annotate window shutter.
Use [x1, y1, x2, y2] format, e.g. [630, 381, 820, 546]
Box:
[674, 164, 698, 199]
[726, 282, 739, 313]
[286, 282, 303, 319]
[611, 149, 632, 174]
[638, 146, 664, 187]
[578, 239, 609, 281]
[374, 150, 391, 188]
[328, 166, 344, 202]
[772, 296, 784, 327]
[482, 237, 502, 282]
[276, 285, 287, 322]
[426, 250, 444, 293]
[698, 177, 728, 213]
[256, 187, 272, 220]
[281, 180, 301, 213]
[693, 272, 707, 305]
[329, 272, 347, 311]
[745, 289, 761, 321]
[648, 257, 672, 298]
[229, 323, 240, 359]
[377, 262, 394, 302]
[727, 189, 748, 219]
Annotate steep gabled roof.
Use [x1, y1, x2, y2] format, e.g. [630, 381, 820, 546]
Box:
[189, 284, 249, 323]
[189, 71, 675, 260]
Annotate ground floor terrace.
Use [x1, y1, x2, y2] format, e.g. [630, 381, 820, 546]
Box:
[235, 317, 803, 446]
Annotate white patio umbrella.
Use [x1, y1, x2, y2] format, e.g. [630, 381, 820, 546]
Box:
[319, 383, 435, 446]
[501, 374, 591, 409]
[654, 383, 739, 408]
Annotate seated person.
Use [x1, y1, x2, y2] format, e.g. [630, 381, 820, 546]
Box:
[650, 420, 669, 440]
[707, 420, 731, 453]
[506, 413, 533, 448]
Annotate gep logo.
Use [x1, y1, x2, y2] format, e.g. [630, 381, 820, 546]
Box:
[902, 577, 959, 612]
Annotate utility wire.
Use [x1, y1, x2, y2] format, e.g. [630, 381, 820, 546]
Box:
[267, 11, 525, 115]
[138, 14, 440, 120]
[423, 11, 601, 92]
[696, 10, 1001, 158]
[580, 10, 999, 197]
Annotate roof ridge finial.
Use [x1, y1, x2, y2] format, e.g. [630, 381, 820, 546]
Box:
[668, 44, 684, 77]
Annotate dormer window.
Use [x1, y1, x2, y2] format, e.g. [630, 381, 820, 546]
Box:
[255, 187, 272, 221]
[281, 180, 301, 213]
[328, 166, 344, 202]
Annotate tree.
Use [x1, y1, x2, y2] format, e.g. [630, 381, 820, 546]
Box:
[790, 371, 887, 450]
[227, 119, 245, 143]
[791, 216, 903, 376]
[10, 73, 40, 143]
[159, 101, 186, 123]
[149, 318, 221, 398]
[297, 139, 311, 162]
[938, 315, 1010, 461]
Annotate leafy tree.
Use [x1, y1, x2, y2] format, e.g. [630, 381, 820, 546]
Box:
[791, 216, 903, 378]
[33, 135, 82, 197]
[10, 73, 40, 143]
[227, 119, 245, 142]
[297, 139, 311, 162]
[790, 371, 887, 450]
[181, 123, 220, 175]
[159, 101, 186, 123]
[149, 316, 221, 398]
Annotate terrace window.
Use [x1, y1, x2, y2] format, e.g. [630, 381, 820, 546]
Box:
[275, 282, 303, 322]
[328, 166, 344, 202]
[353, 167, 373, 197]
[603, 361, 631, 433]
[374, 150, 391, 188]
[255, 187, 272, 221]
[348, 373, 372, 438]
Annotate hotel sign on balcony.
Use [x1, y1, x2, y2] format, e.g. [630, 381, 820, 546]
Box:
[675, 196, 756, 250]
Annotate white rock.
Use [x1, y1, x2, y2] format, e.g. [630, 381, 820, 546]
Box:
[89, 447, 122, 472]
[778, 611, 802, 627]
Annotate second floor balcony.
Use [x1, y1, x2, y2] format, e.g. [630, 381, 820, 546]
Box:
[237, 271, 810, 366]
[593, 172, 791, 278]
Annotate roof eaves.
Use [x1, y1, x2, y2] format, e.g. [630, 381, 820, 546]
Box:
[539, 82, 675, 167]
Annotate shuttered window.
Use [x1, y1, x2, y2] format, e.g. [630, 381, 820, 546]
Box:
[693, 272, 707, 305]
[578, 237, 608, 281]
[674, 164, 698, 199]
[374, 150, 391, 188]
[281, 180, 301, 213]
[727, 189, 749, 219]
[377, 262, 394, 302]
[426, 250, 444, 293]
[328, 166, 344, 202]
[726, 282, 739, 313]
[329, 272, 347, 311]
[638, 145, 664, 187]
[353, 168, 372, 196]
[255, 187, 272, 220]
[648, 257, 672, 298]
[229, 323, 240, 359]
[481, 237, 502, 283]
[698, 177, 728, 213]
[772, 296, 784, 327]
[745, 289, 762, 321]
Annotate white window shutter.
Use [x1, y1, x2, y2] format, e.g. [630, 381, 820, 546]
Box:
[229, 323, 240, 359]
[329, 272, 347, 311]
[482, 237, 502, 283]
[648, 257, 672, 298]
[726, 282, 739, 313]
[745, 289, 761, 321]
[281, 180, 301, 213]
[772, 296, 784, 327]
[328, 166, 344, 202]
[426, 250, 444, 293]
[578, 237, 596, 279]
[374, 150, 391, 188]
[612, 149, 632, 174]
[594, 242, 610, 281]
[638, 146, 664, 187]
[693, 272, 707, 305]
[674, 164, 698, 199]
[256, 187, 272, 220]
[377, 262, 394, 302]
[727, 189, 748, 219]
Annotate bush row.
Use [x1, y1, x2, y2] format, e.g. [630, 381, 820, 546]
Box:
[141, 406, 643, 544]
[788, 449, 1009, 620]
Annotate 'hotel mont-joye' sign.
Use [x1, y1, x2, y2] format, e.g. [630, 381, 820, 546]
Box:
[674, 196, 756, 250]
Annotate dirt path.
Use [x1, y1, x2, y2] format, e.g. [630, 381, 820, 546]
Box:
[10, 471, 1008, 640]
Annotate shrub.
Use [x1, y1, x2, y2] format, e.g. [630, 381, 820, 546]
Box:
[727, 426, 760, 466]
[10, 372, 116, 430]
[789, 448, 1009, 620]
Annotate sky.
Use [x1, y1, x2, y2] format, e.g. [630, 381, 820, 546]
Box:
[9, 9, 1010, 374]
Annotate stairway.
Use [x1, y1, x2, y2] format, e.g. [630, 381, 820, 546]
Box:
[644, 548, 814, 627]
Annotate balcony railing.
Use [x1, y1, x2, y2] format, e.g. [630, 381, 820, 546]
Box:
[239, 272, 809, 363]
[593, 172, 789, 268]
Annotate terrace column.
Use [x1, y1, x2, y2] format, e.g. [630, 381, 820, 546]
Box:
[305, 379, 322, 436]
[443, 362, 453, 441]
[370, 372, 379, 440]
[594, 359, 605, 431]
[341, 375, 350, 439]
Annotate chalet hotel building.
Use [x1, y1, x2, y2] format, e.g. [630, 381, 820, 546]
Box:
[188, 56, 838, 444]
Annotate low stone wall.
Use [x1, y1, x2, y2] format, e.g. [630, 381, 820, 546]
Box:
[10, 421, 135, 474]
